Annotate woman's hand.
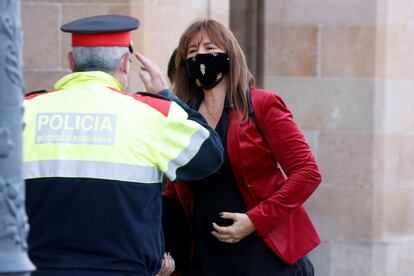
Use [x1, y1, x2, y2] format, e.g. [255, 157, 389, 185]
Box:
[134, 52, 168, 93]
[211, 212, 256, 244]
[156, 252, 175, 276]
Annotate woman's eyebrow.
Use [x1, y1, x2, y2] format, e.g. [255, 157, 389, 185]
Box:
[204, 42, 220, 48]
[187, 41, 218, 50]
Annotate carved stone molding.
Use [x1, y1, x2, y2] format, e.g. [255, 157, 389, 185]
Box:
[0, 0, 35, 274]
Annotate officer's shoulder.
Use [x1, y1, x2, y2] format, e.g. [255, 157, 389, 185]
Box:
[133, 91, 171, 102]
[131, 92, 172, 117]
[25, 89, 49, 99]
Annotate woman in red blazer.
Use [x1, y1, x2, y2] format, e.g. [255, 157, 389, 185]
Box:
[163, 19, 322, 276]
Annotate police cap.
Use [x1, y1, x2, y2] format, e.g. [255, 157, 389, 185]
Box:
[61, 15, 140, 53]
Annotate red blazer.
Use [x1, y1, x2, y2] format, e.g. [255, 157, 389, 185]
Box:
[164, 87, 322, 265]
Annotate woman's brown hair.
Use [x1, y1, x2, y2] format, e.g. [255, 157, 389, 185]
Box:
[174, 19, 255, 122]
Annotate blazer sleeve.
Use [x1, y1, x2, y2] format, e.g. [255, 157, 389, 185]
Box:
[246, 92, 322, 236]
[164, 180, 178, 199]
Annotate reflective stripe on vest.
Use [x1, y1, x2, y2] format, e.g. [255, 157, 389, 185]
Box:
[164, 126, 209, 180]
[24, 160, 162, 183]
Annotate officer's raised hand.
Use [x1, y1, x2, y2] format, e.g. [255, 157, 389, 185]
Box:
[135, 52, 168, 93]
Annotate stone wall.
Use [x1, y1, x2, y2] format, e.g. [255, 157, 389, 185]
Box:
[20, 0, 414, 275]
[21, 0, 229, 93]
[242, 0, 414, 275]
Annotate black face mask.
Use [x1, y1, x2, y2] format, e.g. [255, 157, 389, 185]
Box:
[185, 52, 230, 90]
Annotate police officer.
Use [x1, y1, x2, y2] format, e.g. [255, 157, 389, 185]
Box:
[23, 15, 223, 276]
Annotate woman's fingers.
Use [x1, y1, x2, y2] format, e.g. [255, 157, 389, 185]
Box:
[212, 222, 230, 233]
[212, 230, 240, 243]
[211, 213, 255, 243]
[211, 230, 230, 240]
[220, 212, 237, 220]
[211, 223, 236, 242]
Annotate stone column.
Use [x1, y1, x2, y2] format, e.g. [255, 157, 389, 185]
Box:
[230, 0, 264, 85]
[0, 0, 35, 274]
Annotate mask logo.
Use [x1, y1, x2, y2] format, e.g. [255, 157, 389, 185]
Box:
[200, 64, 206, 75]
[186, 52, 230, 90]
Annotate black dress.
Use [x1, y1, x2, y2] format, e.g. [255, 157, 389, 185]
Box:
[189, 107, 314, 276]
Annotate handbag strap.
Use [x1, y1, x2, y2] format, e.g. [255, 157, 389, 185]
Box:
[247, 88, 267, 143]
[246, 88, 287, 179]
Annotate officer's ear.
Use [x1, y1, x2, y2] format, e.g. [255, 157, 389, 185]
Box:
[120, 53, 130, 74]
[67, 52, 76, 72]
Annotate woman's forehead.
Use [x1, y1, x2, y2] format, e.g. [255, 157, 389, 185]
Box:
[188, 31, 214, 47]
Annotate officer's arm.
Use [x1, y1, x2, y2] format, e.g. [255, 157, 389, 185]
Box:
[134, 52, 223, 181]
[160, 89, 223, 182]
[134, 51, 211, 129]
[158, 89, 211, 131]
[152, 92, 222, 182]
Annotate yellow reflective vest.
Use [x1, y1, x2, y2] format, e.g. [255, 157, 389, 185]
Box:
[23, 71, 223, 274]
